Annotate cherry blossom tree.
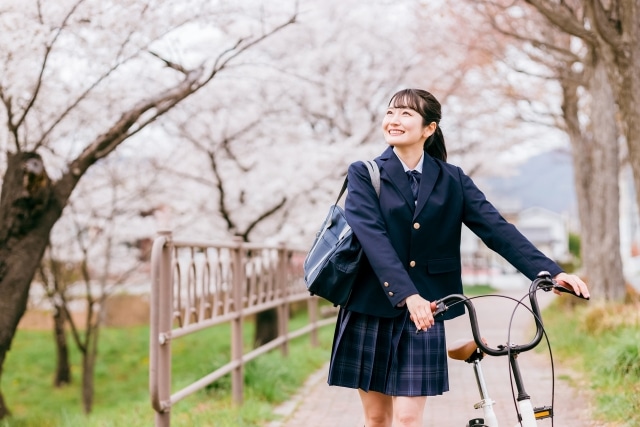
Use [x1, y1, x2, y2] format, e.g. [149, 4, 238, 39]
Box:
[155, 0, 538, 247]
[510, 0, 638, 299]
[0, 0, 296, 417]
[37, 154, 164, 413]
[469, 0, 626, 300]
[0, 0, 604, 417]
[523, 0, 640, 228]
[153, 0, 557, 345]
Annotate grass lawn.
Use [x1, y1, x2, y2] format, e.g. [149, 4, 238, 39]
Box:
[4, 291, 638, 427]
[1, 310, 334, 427]
[541, 298, 640, 426]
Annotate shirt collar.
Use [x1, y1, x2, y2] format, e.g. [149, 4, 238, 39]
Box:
[393, 148, 424, 173]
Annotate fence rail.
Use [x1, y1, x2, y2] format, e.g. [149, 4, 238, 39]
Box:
[149, 231, 334, 427]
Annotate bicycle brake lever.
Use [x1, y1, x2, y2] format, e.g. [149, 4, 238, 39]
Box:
[431, 301, 447, 317]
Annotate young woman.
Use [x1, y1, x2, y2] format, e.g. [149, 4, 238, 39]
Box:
[327, 88, 589, 427]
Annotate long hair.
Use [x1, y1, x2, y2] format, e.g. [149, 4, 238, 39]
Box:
[387, 88, 447, 162]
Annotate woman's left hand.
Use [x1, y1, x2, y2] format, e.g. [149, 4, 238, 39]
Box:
[406, 294, 435, 332]
[553, 272, 590, 299]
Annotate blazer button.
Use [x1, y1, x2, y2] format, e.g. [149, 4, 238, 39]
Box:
[409, 260, 416, 267]
[413, 223, 420, 230]
[384, 282, 390, 287]
[388, 291, 394, 296]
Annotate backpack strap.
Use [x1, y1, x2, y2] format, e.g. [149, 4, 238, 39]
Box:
[334, 160, 380, 205]
[364, 160, 380, 197]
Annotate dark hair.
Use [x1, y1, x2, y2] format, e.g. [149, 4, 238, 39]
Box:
[388, 88, 447, 162]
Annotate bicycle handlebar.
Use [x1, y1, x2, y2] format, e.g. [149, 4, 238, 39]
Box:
[431, 271, 589, 357]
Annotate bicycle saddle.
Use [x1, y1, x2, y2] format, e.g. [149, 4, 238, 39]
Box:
[447, 337, 485, 362]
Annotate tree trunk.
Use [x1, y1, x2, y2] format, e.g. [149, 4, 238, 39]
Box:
[0, 350, 9, 418]
[0, 152, 63, 419]
[562, 56, 625, 301]
[588, 0, 640, 225]
[81, 325, 99, 414]
[254, 309, 278, 347]
[53, 305, 72, 387]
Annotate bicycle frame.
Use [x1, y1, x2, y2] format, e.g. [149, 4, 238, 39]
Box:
[432, 271, 588, 427]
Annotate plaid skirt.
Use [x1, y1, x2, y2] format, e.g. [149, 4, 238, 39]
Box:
[327, 308, 449, 396]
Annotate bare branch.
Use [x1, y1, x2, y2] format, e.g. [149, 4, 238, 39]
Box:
[59, 11, 297, 201]
[243, 195, 287, 240]
[208, 149, 236, 232]
[203, 13, 297, 87]
[35, 58, 127, 151]
[524, 0, 597, 44]
[148, 51, 189, 74]
[37, 7, 199, 150]
[587, 0, 623, 51]
[15, 0, 88, 133]
[177, 115, 264, 172]
[0, 87, 20, 151]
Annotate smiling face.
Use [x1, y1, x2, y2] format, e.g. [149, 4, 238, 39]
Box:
[382, 107, 436, 149]
[383, 88, 446, 162]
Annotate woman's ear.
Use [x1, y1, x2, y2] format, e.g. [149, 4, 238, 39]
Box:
[422, 122, 437, 139]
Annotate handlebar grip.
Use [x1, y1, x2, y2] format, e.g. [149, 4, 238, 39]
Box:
[554, 284, 590, 300]
[538, 271, 590, 300]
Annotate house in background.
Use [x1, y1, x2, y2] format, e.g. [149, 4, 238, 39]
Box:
[462, 149, 640, 292]
[461, 150, 575, 288]
[460, 206, 571, 288]
[517, 207, 571, 263]
[620, 166, 640, 290]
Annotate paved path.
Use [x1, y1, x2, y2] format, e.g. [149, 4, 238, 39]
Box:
[269, 289, 607, 426]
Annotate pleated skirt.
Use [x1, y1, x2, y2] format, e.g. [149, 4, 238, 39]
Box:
[327, 308, 449, 396]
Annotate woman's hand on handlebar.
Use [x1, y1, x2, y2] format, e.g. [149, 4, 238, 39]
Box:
[406, 294, 435, 332]
[553, 272, 590, 299]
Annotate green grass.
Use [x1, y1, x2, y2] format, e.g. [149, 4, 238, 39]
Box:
[541, 300, 640, 426]
[9, 294, 636, 427]
[0, 311, 334, 427]
[463, 283, 497, 296]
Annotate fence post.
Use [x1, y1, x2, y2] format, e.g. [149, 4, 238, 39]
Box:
[308, 297, 319, 347]
[231, 237, 245, 405]
[277, 243, 290, 356]
[150, 230, 173, 427]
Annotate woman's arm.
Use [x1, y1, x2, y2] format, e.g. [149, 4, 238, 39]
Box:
[345, 161, 419, 307]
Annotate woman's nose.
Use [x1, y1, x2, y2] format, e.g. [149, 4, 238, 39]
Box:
[387, 112, 400, 124]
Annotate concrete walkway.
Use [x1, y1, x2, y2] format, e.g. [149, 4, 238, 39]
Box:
[269, 289, 608, 426]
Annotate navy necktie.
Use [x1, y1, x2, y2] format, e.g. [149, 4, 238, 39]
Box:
[407, 170, 421, 201]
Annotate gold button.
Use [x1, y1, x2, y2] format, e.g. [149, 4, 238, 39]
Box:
[413, 223, 420, 229]
[384, 282, 389, 287]
[410, 261, 416, 267]
[388, 292, 394, 296]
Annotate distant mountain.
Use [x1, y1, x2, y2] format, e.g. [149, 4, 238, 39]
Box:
[477, 150, 577, 216]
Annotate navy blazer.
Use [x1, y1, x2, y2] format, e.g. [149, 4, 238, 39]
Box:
[344, 146, 562, 320]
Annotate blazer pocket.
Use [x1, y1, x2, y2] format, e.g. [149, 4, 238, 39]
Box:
[427, 257, 460, 274]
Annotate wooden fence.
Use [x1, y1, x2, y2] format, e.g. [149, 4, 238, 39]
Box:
[149, 231, 335, 427]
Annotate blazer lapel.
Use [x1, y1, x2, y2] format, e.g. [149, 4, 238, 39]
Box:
[379, 147, 415, 207]
[415, 155, 440, 216]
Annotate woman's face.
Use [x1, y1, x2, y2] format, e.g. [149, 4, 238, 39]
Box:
[382, 107, 435, 148]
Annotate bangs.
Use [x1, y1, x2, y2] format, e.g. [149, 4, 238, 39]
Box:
[388, 89, 424, 112]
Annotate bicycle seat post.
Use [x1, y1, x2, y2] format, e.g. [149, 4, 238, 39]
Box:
[471, 358, 499, 427]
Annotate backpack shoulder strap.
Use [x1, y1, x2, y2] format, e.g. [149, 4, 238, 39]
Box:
[364, 160, 380, 197]
[335, 160, 380, 205]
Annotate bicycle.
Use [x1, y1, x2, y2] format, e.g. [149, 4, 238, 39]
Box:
[430, 271, 590, 427]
